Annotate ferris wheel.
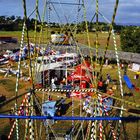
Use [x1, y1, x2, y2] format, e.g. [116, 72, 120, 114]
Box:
[0, 0, 140, 140]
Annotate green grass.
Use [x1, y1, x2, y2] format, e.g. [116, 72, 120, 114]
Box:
[0, 78, 24, 92]
[76, 32, 121, 50]
[0, 30, 121, 50]
[0, 79, 16, 92]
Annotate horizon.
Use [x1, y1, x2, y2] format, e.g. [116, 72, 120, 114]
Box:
[1, 14, 140, 26]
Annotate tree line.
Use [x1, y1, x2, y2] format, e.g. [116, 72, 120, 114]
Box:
[0, 16, 39, 31]
[0, 15, 124, 32]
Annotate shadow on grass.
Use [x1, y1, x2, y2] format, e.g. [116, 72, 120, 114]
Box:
[0, 79, 24, 92]
[0, 79, 15, 92]
[128, 109, 140, 115]
[56, 101, 72, 116]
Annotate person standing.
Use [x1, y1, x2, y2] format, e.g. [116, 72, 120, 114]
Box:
[123, 62, 128, 75]
[69, 33, 75, 45]
[51, 77, 56, 89]
[106, 73, 112, 84]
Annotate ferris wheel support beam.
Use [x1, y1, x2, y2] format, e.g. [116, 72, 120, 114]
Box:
[0, 115, 140, 121]
[47, 1, 83, 6]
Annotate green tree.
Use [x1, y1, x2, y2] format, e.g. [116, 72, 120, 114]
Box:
[120, 27, 140, 53]
[0, 16, 6, 24]
[10, 15, 15, 21]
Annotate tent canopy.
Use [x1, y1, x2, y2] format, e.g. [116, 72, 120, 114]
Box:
[42, 101, 56, 117]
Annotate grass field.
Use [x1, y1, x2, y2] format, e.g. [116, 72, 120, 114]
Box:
[0, 61, 140, 139]
[0, 30, 121, 50]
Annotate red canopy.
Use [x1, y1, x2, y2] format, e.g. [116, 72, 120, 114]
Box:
[67, 74, 90, 82]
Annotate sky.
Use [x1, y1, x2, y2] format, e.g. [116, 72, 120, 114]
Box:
[0, 0, 140, 25]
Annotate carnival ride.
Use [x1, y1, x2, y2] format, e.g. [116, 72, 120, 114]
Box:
[123, 75, 140, 93]
[0, 0, 140, 140]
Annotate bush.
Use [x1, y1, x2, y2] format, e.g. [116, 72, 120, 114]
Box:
[120, 27, 140, 53]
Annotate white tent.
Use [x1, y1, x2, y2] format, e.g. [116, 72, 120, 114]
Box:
[132, 63, 140, 72]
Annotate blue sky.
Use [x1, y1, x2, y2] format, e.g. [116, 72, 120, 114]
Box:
[0, 0, 140, 24]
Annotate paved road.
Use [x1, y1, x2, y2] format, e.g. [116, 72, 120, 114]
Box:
[49, 44, 140, 64]
[1, 43, 139, 63]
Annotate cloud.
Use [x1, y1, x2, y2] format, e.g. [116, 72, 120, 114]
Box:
[85, 0, 140, 24]
[0, 0, 139, 24]
[116, 1, 140, 23]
